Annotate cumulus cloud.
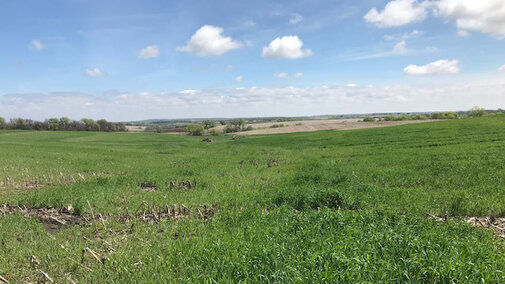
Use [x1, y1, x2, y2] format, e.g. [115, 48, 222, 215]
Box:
[235, 75, 244, 82]
[295, 72, 304, 78]
[364, 0, 428, 28]
[499, 64, 505, 73]
[289, 13, 303, 25]
[262, 36, 312, 59]
[346, 83, 358, 87]
[367, 1, 505, 38]
[434, 0, 505, 39]
[404, 59, 459, 75]
[31, 39, 44, 50]
[138, 45, 160, 59]
[3, 78, 505, 121]
[85, 68, 105, 77]
[177, 25, 242, 56]
[393, 40, 408, 54]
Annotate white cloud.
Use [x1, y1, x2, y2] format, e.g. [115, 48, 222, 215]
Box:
[499, 64, 505, 73]
[179, 89, 199, 95]
[273, 72, 288, 78]
[4, 78, 505, 121]
[138, 45, 159, 59]
[364, 0, 428, 28]
[346, 83, 358, 87]
[262, 36, 313, 59]
[85, 68, 105, 77]
[31, 39, 44, 50]
[295, 72, 304, 78]
[177, 25, 242, 56]
[368, 1, 505, 38]
[434, 0, 505, 38]
[289, 13, 303, 25]
[235, 75, 244, 82]
[384, 30, 424, 41]
[393, 40, 408, 54]
[404, 59, 459, 75]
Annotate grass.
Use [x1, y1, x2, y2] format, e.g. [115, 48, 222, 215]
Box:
[1, 116, 505, 282]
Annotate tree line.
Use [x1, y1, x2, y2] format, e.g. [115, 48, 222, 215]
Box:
[0, 117, 127, 132]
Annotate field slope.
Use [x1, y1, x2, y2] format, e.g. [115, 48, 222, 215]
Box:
[1, 116, 505, 282]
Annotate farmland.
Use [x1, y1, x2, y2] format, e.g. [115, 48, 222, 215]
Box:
[1, 116, 505, 282]
[210, 118, 435, 135]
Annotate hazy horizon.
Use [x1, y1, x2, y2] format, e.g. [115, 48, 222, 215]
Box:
[1, 0, 504, 121]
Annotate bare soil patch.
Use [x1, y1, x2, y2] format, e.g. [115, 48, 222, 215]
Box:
[1, 202, 216, 233]
[140, 182, 157, 192]
[0, 205, 80, 233]
[125, 125, 146, 132]
[212, 119, 438, 135]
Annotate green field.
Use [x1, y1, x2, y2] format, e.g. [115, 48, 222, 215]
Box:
[1, 116, 505, 282]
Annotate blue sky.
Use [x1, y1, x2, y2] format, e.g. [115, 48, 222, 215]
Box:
[1, 0, 505, 120]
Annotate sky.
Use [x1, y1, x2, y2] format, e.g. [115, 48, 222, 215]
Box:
[1, 0, 505, 121]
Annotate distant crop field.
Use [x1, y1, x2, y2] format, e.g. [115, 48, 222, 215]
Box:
[211, 118, 437, 135]
[1, 116, 505, 282]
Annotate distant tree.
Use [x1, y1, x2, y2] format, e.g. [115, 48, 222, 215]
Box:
[59, 117, 71, 130]
[47, 118, 59, 131]
[383, 115, 395, 121]
[469, 106, 486, 117]
[202, 120, 215, 130]
[97, 119, 111, 132]
[219, 120, 226, 125]
[238, 119, 246, 129]
[32, 121, 47, 130]
[186, 124, 204, 136]
[9, 118, 27, 129]
[411, 114, 427, 120]
[116, 123, 127, 132]
[0, 117, 5, 129]
[81, 118, 99, 131]
[363, 117, 375, 122]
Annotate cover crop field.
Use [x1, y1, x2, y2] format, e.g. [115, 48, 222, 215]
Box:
[1, 116, 505, 282]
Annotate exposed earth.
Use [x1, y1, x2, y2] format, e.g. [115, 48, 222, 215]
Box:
[212, 119, 438, 135]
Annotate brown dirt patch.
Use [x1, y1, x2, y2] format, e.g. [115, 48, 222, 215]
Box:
[211, 119, 439, 135]
[0, 205, 80, 233]
[125, 125, 146, 132]
[139, 182, 157, 192]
